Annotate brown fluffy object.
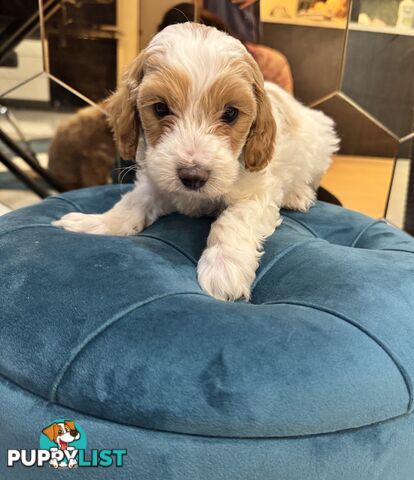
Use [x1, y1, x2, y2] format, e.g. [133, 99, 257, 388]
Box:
[48, 105, 116, 191]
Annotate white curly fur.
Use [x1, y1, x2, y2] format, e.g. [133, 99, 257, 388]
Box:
[54, 23, 339, 301]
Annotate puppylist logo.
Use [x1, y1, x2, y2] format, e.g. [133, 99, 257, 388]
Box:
[7, 420, 127, 469]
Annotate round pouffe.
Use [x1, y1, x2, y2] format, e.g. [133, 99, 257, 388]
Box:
[1, 184, 414, 479]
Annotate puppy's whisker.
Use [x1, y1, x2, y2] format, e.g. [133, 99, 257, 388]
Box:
[112, 164, 137, 173]
[120, 168, 137, 184]
[119, 165, 138, 184]
[120, 165, 136, 176]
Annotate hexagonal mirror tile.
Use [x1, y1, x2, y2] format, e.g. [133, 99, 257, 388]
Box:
[0, 73, 97, 208]
[0, 1, 43, 98]
[386, 136, 414, 230]
[261, 0, 350, 105]
[341, 0, 414, 138]
[39, 0, 197, 105]
[39, 0, 117, 105]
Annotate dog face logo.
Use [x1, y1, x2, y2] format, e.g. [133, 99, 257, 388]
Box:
[7, 420, 126, 468]
[41, 420, 81, 468]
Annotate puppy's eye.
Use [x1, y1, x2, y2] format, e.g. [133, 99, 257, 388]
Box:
[221, 106, 239, 124]
[154, 102, 171, 118]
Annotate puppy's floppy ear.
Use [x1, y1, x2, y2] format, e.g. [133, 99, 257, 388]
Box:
[104, 50, 146, 160]
[243, 54, 276, 172]
[65, 420, 76, 431]
[42, 423, 57, 442]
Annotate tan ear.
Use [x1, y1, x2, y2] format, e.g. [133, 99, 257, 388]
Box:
[65, 420, 76, 431]
[42, 424, 57, 442]
[104, 51, 146, 160]
[244, 54, 276, 172]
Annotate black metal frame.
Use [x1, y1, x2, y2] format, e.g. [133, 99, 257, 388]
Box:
[403, 137, 414, 235]
[0, 0, 64, 199]
[0, 0, 60, 65]
[0, 127, 64, 197]
[0, 150, 49, 198]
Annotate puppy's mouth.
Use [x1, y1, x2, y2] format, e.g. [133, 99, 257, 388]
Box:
[58, 439, 68, 450]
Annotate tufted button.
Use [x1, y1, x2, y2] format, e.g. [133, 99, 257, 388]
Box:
[1, 185, 414, 438]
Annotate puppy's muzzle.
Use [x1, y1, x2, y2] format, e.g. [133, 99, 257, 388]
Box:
[178, 167, 209, 190]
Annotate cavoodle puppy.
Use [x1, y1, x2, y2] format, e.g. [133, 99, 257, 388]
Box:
[48, 104, 116, 190]
[54, 23, 338, 301]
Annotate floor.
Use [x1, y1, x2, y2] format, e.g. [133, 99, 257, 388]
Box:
[321, 155, 411, 226]
[0, 109, 411, 231]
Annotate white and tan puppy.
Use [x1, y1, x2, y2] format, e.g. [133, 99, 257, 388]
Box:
[54, 23, 338, 301]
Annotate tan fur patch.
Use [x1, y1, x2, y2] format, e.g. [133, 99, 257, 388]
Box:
[105, 44, 276, 170]
[200, 73, 256, 154]
[104, 51, 146, 159]
[138, 65, 191, 146]
[242, 54, 277, 172]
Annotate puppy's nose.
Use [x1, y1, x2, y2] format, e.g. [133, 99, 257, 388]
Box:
[178, 167, 209, 190]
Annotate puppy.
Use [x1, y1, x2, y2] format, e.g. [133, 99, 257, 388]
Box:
[42, 420, 80, 468]
[48, 104, 116, 190]
[54, 23, 338, 301]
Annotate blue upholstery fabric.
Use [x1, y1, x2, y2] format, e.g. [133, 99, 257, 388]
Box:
[1, 184, 414, 479]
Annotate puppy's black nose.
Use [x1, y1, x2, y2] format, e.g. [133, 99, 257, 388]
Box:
[70, 430, 78, 437]
[178, 167, 209, 190]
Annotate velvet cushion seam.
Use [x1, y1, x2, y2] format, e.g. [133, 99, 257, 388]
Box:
[48, 195, 83, 212]
[350, 220, 386, 247]
[252, 239, 316, 289]
[261, 300, 413, 412]
[0, 372, 411, 441]
[280, 213, 319, 238]
[136, 233, 198, 265]
[48, 291, 207, 403]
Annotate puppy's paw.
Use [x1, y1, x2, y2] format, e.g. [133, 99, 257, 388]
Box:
[197, 245, 255, 301]
[283, 187, 315, 212]
[53, 212, 142, 236]
[53, 212, 110, 235]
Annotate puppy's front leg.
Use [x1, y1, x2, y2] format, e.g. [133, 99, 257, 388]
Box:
[198, 199, 281, 301]
[53, 178, 162, 236]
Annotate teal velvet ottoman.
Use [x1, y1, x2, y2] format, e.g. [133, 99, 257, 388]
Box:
[1, 184, 414, 479]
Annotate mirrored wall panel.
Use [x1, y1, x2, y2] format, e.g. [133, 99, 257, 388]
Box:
[39, 0, 117, 104]
[0, 74, 102, 208]
[38, 0, 197, 104]
[1, 0, 412, 232]
[341, 0, 414, 138]
[261, 0, 350, 103]
[386, 136, 414, 230]
[0, 1, 44, 98]
[315, 92, 399, 220]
